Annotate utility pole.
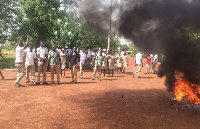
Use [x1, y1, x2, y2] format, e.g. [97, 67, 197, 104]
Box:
[107, 0, 112, 53]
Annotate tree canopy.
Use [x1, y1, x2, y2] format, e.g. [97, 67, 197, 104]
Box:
[0, 0, 120, 51]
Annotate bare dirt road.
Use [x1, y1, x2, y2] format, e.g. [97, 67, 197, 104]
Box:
[0, 57, 200, 129]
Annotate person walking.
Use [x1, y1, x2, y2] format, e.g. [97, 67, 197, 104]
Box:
[86, 48, 92, 68]
[152, 54, 158, 74]
[69, 47, 80, 83]
[122, 51, 129, 74]
[14, 35, 29, 87]
[79, 48, 87, 79]
[115, 51, 122, 74]
[25, 45, 36, 83]
[35, 41, 48, 85]
[48, 45, 61, 84]
[91, 49, 104, 81]
[0, 48, 5, 79]
[91, 49, 96, 68]
[108, 51, 115, 77]
[145, 53, 151, 74]
[60, 47, 68, 77]
[133, 51, 143, 78]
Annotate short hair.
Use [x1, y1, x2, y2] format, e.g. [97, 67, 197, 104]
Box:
[19, 42, 24, 47]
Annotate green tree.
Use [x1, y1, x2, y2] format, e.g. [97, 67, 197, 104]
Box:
[0, 0, 17, 43]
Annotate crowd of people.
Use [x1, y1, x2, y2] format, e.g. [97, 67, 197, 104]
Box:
[0, 35, 159, 87]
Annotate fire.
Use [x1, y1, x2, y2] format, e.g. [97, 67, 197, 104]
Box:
[174, 79, 200, 105]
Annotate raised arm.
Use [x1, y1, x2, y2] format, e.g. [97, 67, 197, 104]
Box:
[23, 35, 29, 49]
[18, 35, 24, 46]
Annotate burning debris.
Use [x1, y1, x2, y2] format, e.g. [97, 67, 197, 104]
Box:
[174, 79, 200, 105]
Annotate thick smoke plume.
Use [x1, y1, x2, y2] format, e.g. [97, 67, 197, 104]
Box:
[79, 0, 200, 92]
[118, 0, 200, 92]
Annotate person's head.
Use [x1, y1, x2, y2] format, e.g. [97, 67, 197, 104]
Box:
[29, 45, 33, 52]
[99, 49, 102, 55]
[82, 48, 85, 53]
[61, 47, 65, 52]
[52, 45, 56, 51]
[73, 47, 77, 52]
[57, 45, 61, 49]
[40, 41, 44, 47]
[124, 51, 127, 55]
[110, 50, 113, 55]
[19, 42, 24, 47]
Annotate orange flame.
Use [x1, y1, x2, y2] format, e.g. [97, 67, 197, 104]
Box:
[174, 79, 200, 104]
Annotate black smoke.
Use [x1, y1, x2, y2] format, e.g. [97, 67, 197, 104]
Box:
[79, 0, 200, 92]
[118, 0, 200, 92]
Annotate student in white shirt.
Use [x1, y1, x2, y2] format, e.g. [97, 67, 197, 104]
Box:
[14, 35, 29, 87]
[79, 48, 87, 79]
[86, 48, 92, 68]
[152, 54, 158, 74]
[25, 45, 36, 83]
[35, 41, 48, 85]
[91, 49, 96, 68]
[133, 51, 143, 78]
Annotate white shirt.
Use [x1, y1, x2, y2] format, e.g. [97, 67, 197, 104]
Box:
[67, 49, 72, 56]
[91, 52, 96, 58]
[154, 54, 158, 63]
[56, 48, 61, 53]
[150, 54, 154, 62]
[15, 46, 25, 63]
[80, 52, 87, 64]
[120, 51, 124, 56]
[25, 49, 36, 65]
[87, 49, 92, 58]
[37, 47, 48, 59]
[135, 52, 142, 65]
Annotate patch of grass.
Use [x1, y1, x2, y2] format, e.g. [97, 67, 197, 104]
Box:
[0, 55, 15, 69]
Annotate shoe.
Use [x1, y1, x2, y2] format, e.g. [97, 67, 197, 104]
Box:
[51, 82, 55, 84]
[91, 77, 95, 80]
[31, 81, 35, 83]
[15, 83, 21, 87]
[35, 82, 40, 85]
[1, 77, 4, 80]
[153, 72, 157, 74]
[98, 78, 101, 81]
[80, 76, 83, 79]
[133, 74, 134, 78]
[138, 76, 142, 78]
[26, 80, 30, 83]
[43, 82, 48, 85]
[57, 81, 60, 84]
[70, 80, 74, 83]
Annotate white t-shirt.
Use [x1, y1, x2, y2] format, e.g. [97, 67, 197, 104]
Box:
[87, 49, 92, 58]
[150, 54, 154, 62]
[15, 46, 25, 63]
[25, 50, 36, 65]
[135, 52, 142, 65]
[154, 54, 158, 63]
[37, 47, 48, 59]
[67, 49, 72, 56]
[91, 52, 96, 58]
[56, 48, 61, 53]
[120, 51, 124, 56]
[80, 52, 87, 64]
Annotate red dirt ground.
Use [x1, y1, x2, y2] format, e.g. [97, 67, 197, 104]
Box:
[0, 57, 200, 129]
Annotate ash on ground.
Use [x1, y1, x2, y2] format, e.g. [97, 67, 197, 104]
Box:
[171, 97, 200, 113]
